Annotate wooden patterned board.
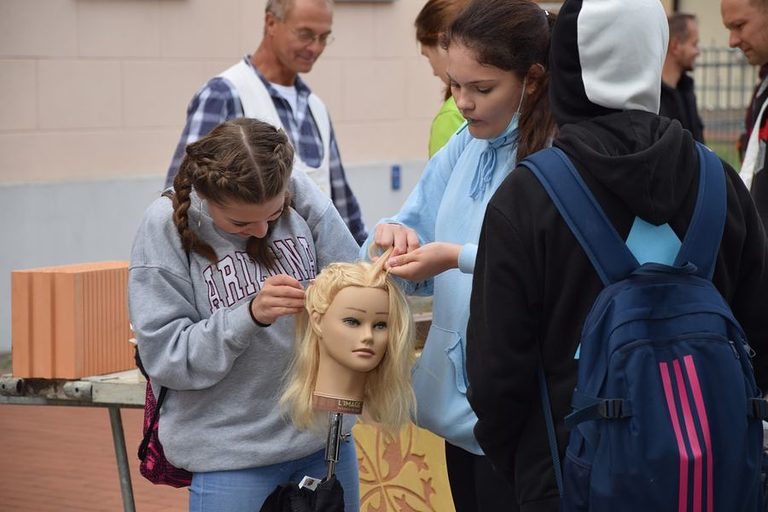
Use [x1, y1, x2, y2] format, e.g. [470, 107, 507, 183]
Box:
[353, 422, 455, 512]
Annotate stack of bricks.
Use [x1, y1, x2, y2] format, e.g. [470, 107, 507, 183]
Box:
[11, 261, 134, 379]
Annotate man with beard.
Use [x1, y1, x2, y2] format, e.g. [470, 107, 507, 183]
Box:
[660, 13, 704, 143]
[722, 0, 768, 229]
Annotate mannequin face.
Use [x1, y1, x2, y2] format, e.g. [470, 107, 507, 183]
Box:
[314, 286, 390, 373]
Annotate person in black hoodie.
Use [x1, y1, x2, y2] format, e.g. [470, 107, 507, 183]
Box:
[465, 0, 768, 510]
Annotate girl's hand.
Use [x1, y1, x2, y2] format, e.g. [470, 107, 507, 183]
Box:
[250, 274, 305, 325]
[386, 242, 461, 282]
[373, 223, 421, 257]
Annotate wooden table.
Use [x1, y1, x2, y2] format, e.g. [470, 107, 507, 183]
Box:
[0, 369, 145, 511]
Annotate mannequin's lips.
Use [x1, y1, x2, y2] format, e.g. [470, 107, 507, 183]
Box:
[353, 348, 375, 356]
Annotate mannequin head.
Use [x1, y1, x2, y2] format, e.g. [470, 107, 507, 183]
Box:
[282, 256, 416, 433]
[312, 285, 390, 408]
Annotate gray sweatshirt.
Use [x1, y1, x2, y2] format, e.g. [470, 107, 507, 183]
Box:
[129, 170, 359, 472]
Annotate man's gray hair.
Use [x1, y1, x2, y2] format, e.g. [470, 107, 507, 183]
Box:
[266, 0, 292, 21]
[265, 0, 333, 21]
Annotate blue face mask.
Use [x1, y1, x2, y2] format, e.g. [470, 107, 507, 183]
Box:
[489, 77, 527, 143]
[469, 78, 527, 200]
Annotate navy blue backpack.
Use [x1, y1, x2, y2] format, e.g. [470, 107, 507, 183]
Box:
[521, 144, 767, 511]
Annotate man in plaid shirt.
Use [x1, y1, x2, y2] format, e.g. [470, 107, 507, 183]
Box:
[165, 0, 367, 243]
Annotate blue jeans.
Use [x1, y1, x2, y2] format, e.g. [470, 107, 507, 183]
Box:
[188, 440, 359, 512]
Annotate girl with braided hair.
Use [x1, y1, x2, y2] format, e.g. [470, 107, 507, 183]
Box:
[128, 117, 361, 512]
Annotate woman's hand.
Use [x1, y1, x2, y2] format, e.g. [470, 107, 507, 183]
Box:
[250, 274, 305, 325]
[373, 223, 421, 257]
[385, 242, 461, 282]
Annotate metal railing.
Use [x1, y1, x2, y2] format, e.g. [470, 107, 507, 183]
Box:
[694, 47, 760, 166]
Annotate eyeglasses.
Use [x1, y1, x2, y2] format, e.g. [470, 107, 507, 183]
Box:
[292, 28, 335, 46]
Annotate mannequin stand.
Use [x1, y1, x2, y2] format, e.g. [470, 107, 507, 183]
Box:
[324, 411, 343, 480]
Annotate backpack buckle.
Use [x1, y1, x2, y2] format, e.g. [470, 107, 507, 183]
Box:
[598, 399, 624, 419]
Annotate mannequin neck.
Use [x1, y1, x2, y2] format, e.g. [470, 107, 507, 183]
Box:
[312, 392, 364, 414]
[314, 356, 368, 403]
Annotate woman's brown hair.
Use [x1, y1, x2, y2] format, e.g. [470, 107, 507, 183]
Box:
[171, 118, 294, 267]
[443, 0, 557, 161]
[415, 0, 469, 101]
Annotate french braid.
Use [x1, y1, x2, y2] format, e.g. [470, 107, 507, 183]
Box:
[170, 118, 294, 266]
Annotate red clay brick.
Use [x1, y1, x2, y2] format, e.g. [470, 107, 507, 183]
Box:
[11, 262, 134, 379]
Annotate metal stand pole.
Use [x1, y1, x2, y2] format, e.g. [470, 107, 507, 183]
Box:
[108, 406, 136, 512]
[324, 412, 343, 480]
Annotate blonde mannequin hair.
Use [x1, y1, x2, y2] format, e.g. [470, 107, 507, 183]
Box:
[282, 253, 416, 434]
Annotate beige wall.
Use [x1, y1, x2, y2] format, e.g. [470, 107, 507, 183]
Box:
[0, 0, 734, 356]
[0, 0, 442, 184]
[679, 0, 729, 48]
[2, 0, 733, 185]
[652, 0, 729, 48]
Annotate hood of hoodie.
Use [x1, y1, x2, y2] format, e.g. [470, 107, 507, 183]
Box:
[548, 0, 692, 225]
[549, 0, 669, 126]
[555, 111, 697, 225]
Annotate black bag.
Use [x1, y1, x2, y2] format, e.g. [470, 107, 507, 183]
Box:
[259, 476, 345, 512]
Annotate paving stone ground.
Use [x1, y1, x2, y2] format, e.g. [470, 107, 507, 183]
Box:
[0, 405, 187, 512]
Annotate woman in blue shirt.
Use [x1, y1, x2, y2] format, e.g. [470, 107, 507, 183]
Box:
[361, 0, 556, 510]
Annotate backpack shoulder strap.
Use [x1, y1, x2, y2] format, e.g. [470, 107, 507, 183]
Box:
[520, 147, 637, 286]
[138, 384, 168, 461]
[673, 143, 726, 280]
[521, 144, 727, 283]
